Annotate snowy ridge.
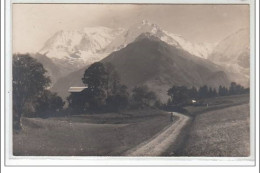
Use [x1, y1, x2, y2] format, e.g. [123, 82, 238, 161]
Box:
[39, 26, 125, 63]
[208, 28, 250, 87]
[39, 20, 214, 64]
[166, 32, 214, 59]
[104, 20, 213, 59]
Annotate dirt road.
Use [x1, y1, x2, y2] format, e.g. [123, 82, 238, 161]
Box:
[124, 112, 190, 156]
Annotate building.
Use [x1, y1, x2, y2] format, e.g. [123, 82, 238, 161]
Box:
[68, 87, 88, 93]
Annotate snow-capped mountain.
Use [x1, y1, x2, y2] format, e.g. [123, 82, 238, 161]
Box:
[208, 28, 250, 87]
[52, 33, 229, 101]
[39, 26, 125, 64]
[39, 20, 213, 62]
[38, 20, 215, 85]
[104, 20, 213, 59]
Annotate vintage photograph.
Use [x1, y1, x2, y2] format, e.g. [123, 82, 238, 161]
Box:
[12, 4, 250, 157]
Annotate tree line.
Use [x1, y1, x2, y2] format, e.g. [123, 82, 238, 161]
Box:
[13, 54, 64, 130]
[167, 83, 249, 107]
[12, 54, 249, 130]
[67, 62, 160, 114]
[12, 55, 160, 130]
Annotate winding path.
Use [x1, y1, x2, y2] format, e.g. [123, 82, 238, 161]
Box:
[124, 112, 190, 156]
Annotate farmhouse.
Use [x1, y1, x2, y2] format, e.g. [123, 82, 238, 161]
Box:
[191, 99, 197, 104]
[68, 87, 88, 93]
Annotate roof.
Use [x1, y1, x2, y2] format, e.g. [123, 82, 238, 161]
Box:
[68, 87, 88, 93]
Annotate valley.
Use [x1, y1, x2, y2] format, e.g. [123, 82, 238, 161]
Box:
[30, 21, 249, 104]
[13, 18, 251, 157]
[13, 94, 249, 156]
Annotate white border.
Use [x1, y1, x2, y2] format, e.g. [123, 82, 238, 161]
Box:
[3, 0, 258, 167]
[9, 0, 254, 4]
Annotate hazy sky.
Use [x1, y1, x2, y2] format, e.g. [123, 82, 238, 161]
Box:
[13, 4, 249, 53]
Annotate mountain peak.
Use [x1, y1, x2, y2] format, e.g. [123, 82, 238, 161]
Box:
[135, 32, 161, 42]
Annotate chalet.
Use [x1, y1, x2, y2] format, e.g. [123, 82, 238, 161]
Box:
[191, 99, 197, 104]
[68, 87, 88, 93]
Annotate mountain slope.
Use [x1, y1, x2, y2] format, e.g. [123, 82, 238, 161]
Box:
[51, 67, 87, 98]
[31, 53, 63, 85]
[102, 33, 229, 101]
[31, 53, 86, 86]
[53, 33, 229, 102]
[104, 20, 213, 59]
[37, 21, 215, 87]
[208, 28, 250, 87]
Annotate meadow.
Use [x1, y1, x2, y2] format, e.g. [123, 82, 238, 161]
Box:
[185, 94, 249, 116]
[164, 94, 250, 156]
[13, 94, 250, 157]
[181, 102, 250, 156]
[13, 109, 172, 156]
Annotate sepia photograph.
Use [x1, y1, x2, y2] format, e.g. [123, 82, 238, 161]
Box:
[9, 2, 253, 161]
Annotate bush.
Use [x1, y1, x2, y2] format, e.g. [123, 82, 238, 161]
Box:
[131, 86, 160, 109]
[34, 90, 65, 118]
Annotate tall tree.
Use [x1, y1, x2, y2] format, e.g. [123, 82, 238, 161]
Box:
[198, 85, 209, 99]
[131, 86, 159, 109]
[82, 62, 107, 90]
[218, 85, 228, 96]
[229, 82, 245, 95]
[212, 88, 218, 97]
[188, 86, 198, 99]
[13, 54, 51, 130]
[81, 62, 107, 111]
[167, 86, 189, 105]
[104, 62, 121, 97]
[106, 85, 129, 111]
[69, 62, 130, 113]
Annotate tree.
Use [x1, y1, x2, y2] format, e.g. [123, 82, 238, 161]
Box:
[104, 63, 130, 111]
[69, 62, 129, 113]
[131, 86, 159, 109]
[218, 85, 228, 96]
[208, 87, 218, 98]
[229, 82, 245, 95]
[82, 62, 107, 90]
[104, 62, 121, 97]
[106, 85, 129, 111]
[167, 86, 189, 105]
[188, 86, 198, 99]
[198, 85, 209, 99]
[13, 54, 51, 130]
[67, 90, 88, 114]
[34, 90, 64, 118]
[81, 62, 108, 112]
[212, 88, 218, 97]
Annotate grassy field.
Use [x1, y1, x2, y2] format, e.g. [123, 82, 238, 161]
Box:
[163, 94, 250, 156]
[184, 94, 249, 116]
[13, 94, 250, 156]
[13, 109, 172, 156]
[181, 103, 250, 156]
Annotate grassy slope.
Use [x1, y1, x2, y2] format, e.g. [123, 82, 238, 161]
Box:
[185, 94, 249, 116]
[164, 94, 250, 156]
[13, 110, 172, 156]
[181, 103, 250, 156]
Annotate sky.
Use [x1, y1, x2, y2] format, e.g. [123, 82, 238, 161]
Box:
[12, 4, 249, 53]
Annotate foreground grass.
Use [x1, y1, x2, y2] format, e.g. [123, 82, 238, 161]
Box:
[13, 109, 172, 156]
[181, 103, 250, 156]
